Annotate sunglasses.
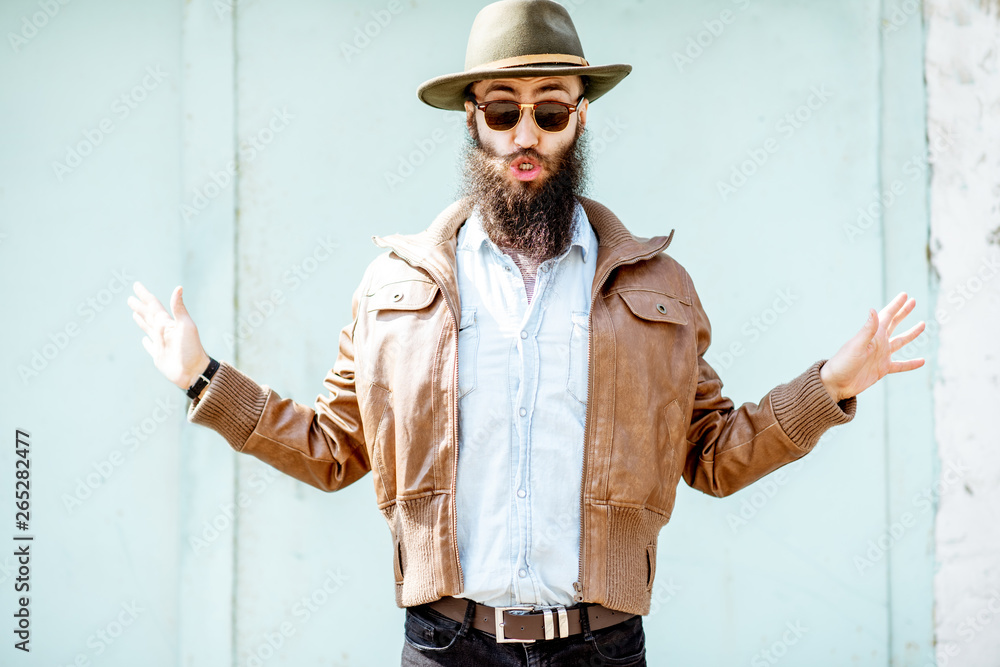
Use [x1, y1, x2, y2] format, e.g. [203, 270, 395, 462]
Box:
[474, 95, 585, 133]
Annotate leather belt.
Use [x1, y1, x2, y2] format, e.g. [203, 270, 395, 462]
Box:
[425, 596, 636, 643]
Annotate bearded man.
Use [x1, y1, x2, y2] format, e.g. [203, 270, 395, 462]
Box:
[127, 1, 926, 665]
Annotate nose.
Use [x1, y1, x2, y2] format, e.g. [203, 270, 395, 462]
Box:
[512, 105, 540, 150]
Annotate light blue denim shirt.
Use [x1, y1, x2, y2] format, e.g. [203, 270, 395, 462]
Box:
[454, 201, 599, 607]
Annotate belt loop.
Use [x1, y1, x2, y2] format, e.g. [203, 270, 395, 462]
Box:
[459, 598, 477, 637]
[542, 609, 555, 640]
[579, 603, 595, 642]
[556, 606, 569, 638]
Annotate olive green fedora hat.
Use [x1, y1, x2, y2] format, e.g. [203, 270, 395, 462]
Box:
[417, 0, 632, 111]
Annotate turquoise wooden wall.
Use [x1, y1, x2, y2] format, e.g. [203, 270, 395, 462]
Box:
[0, 0, 935, 664]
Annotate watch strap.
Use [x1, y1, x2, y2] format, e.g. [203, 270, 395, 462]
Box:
[186, 356, 220, 400]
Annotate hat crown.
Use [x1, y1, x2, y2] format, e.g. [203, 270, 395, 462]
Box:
[464, 0, 586, 71]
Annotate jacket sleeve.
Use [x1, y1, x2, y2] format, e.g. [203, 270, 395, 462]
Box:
[680, 270, 857, 498]
[184, 271, 371, 493]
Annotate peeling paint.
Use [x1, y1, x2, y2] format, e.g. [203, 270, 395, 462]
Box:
[928, 0, 1000, 664]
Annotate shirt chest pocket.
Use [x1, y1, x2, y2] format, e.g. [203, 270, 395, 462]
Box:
[566, 310, 590, 404]
[457, 307, 479, 400]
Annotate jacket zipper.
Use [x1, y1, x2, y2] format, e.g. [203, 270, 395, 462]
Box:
[574, 233, 674, 603]
[371, 238, 465, 591]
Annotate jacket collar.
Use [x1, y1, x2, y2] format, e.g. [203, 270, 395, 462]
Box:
[372, 196, 674, 309]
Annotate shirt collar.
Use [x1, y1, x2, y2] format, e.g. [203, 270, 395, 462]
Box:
[457, 199, 593, 263]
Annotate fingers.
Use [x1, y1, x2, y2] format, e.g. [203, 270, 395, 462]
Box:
[129, 281, 169, 321]
[887, 296, 916, 336]
[889, 357, 925, 373]
[878, 291, 909, 330]
[132, 309, 154, 336]
[890, 320, 925, 353]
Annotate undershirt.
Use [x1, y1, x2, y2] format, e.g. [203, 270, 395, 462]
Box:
[498, 247, 541, 303]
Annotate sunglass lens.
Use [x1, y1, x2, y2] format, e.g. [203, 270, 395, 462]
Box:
[534, 104, 570, 132]
[484, 102, 521, 131]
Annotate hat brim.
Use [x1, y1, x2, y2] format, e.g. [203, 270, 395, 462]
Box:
[417, 63, 632, 111]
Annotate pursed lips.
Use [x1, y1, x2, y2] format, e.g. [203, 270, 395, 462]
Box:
[509, 155, 542, 181]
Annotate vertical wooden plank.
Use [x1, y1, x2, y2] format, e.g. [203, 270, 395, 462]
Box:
[178, 1, 237, 665]
[878, 1, 937, 665]
[0, 1, 185, 664]
[231, 0, 412, 664]
[588, 0, 891, 664]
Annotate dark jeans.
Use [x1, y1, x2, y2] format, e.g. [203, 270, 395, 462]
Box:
[400, 600, 647, 666]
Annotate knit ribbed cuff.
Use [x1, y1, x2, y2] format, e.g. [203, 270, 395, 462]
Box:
[186, 360, 269, 452]
[771, 359, 857, 451]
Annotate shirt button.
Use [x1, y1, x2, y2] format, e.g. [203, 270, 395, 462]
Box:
[541, 265, 549, 272]
[517, 489, 526, 498]
[505, 265, 511, 272]
[518, 569, 527, 578]
[518, 407, 526, 417]
[520, 330, 528, 339]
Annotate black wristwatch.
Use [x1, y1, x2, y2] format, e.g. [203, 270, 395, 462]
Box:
[186, 356, 220, 399]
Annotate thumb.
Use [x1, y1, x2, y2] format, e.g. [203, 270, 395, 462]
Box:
[170, 285, 190, 321]
[859, 308, 878, 341]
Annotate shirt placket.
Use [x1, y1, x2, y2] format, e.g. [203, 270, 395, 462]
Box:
[508, 254, 556, 604]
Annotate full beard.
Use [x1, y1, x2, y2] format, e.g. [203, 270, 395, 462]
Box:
[459, 121, 590, 263]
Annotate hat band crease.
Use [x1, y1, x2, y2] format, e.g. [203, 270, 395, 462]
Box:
[470, 53, 590, 71]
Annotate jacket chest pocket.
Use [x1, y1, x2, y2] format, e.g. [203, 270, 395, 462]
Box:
[567, 311, 590, 404]
[457, 307, 478, 400]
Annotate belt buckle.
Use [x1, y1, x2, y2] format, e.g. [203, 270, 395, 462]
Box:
[494, 605, 536, 643]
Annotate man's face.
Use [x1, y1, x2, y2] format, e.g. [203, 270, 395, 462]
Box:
[464, 76, 588, 188]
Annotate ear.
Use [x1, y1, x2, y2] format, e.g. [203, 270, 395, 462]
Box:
[578, 98, 588, 130]
[464, 100, 476, 129]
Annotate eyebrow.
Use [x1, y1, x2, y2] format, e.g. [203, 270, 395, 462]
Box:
[481, 81, 574, 96]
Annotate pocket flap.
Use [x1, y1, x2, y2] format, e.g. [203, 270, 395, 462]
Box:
[367, 279, 439, 312]
[459, 307, 476, 330]
[618, 289, 689, 325]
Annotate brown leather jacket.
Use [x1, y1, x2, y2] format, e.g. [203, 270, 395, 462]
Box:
[187, 196, 856, 615]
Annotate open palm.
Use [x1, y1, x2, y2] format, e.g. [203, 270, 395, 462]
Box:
[128, 281, 210, 390]
[820, 291, 926, 402]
